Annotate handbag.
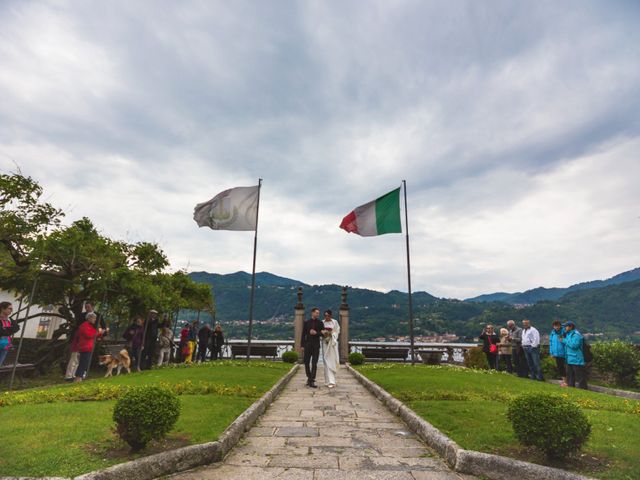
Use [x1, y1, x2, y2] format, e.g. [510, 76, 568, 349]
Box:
[488, 336, 498, 354]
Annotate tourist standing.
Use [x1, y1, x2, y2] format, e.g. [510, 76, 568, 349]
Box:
[64, 328, 81, 380]
[497, 327, 513, 373]
[197, 323, 212, 362]
[549, 320, 567, 386]
[321, 310, 340, 389]
[521, 319, 544, 381]
[79, 301, 107, 333]
[0, 302, 19, 366]
[562, 321, 588, 389]
[507, 320, 528, 377]
[122, 316, 144, 371]
[141, 310, 159, 370]
[156, 327, 174, 366]
[74, 313, 102, 382]
[187, 320, 199, 363]
[210, 324, 225, 360]
[302, 307, 322, 388]
[479, 325, 499, 370]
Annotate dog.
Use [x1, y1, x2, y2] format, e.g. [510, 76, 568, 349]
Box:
[99, 349, 132, 377]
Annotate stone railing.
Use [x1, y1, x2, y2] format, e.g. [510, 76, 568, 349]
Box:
[349, 341, 479, 364]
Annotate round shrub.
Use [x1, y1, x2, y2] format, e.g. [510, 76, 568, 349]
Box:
[282, 350, 299, 363]
[464, 346, 488, 370]
[591, 340, 640, 387]
[349, 352, 365, 365]
[507, 393, 591, 458]
[113, 386, 181, 452]
[541, 355, 561, 380]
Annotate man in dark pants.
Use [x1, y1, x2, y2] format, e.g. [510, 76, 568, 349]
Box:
[302, 307, 323, 388]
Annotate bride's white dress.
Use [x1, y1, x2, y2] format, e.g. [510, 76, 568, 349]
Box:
[322, 318, 340, 387]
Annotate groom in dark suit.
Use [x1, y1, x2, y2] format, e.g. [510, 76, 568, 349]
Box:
[302, 307, 323, 388]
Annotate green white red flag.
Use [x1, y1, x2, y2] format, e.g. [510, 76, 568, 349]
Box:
[339, 187, 402, 236]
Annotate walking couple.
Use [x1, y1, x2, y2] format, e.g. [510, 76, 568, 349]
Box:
[301, 307, 340, 389]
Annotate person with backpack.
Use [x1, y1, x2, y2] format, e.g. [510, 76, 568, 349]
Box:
[549, 320, 567, 386]
[561, 321, 588, 389]
[479, 325, 499, 370]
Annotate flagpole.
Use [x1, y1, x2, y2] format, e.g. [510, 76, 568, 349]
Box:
[246, 178, 262, 361]
[402, 180, 416, 365]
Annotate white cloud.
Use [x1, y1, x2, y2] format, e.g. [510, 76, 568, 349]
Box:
[1, 0, 639, 300]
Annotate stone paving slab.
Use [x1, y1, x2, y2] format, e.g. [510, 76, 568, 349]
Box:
[168, 367, 473, 479]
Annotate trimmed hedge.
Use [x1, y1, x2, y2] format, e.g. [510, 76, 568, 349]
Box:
[464, 346, 488, 370]
[348, 352, 365, 365]
[507, 392, 591, 459]
[282, 350, 299, 363]
[591, 340, 640, 387]
[113, 386, 181, 452]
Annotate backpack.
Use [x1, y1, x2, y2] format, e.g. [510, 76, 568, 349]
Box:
[582, 338, 593, 363]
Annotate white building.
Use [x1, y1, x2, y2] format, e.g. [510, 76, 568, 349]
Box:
[0, 290, 64, 339]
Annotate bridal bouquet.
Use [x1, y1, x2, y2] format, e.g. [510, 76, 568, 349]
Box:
[322, 326, 333, 338]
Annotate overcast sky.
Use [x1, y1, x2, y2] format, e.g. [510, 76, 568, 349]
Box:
[1, 0, 639, 299]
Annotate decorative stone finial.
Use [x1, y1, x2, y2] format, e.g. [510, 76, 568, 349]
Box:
[295, 286, 304, 310]
[340, 286, 349, 310]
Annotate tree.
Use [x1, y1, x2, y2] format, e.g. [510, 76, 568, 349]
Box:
[0, 171, 214, 352]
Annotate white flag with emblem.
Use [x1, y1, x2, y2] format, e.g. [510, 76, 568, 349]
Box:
[194, 186, 259, 231]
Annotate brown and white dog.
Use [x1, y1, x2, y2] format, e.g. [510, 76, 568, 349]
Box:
[98, 349, 132, 377]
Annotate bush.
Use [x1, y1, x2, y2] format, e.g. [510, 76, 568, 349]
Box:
[282, 350, 299, 363]
[541, 355, 561, 380]
[349, 352, 365, 365]
[113, 386, 181, 452]
[464, 347, 488, 369]
[507, 393, 591, 458]
[591, 340, 640, 387]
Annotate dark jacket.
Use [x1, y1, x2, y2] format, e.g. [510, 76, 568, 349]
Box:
[0, 317, 20, 337]
[479, 332, 499, 354]
[198, 326, 212, 344]
[301, 317, 323, 348]
[211, 331, 225, 349]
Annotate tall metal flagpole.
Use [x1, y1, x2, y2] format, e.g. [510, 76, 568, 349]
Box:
[402, 180, 416, 365]
[246, 178, 262, 361]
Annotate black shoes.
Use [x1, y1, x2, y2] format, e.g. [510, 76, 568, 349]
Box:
[306, 380, 318, 388]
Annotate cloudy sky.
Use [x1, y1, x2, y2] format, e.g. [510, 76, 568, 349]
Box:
[1, 0, 639, 299]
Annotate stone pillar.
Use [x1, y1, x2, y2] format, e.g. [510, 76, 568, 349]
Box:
[339, 286, 350, 364]
[293, 287, 305, 360]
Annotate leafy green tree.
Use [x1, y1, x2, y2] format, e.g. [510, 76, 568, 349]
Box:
[0, 171, 214, 344]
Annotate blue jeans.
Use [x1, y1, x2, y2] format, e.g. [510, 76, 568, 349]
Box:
[0, 348, 8, 366]
[523, 346, 544, 380]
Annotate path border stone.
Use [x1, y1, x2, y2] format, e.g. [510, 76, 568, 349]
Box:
[347, 364, 596, 480]
[0, 364, 299, 480]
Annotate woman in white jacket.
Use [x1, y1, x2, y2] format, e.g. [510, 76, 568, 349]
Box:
[321, 309, 340, 389]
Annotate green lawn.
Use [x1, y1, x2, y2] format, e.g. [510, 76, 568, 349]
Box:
[356, 364, 640, 480]
[0, 361, 291, 477]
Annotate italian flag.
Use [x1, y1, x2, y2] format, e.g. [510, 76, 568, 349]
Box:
[339, 187, 402, 236]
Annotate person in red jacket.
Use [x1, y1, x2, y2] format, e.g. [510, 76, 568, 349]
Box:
[74, 312, 103, 382]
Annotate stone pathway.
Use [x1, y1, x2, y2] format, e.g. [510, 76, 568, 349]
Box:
[169, 366, 473, 479]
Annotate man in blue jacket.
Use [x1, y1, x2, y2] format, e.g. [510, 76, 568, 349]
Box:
[549, 320, 567, 386]
[561, 321, 588, 389]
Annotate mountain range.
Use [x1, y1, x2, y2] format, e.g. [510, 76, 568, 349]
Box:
[464, 268, 640, 304]
[188, 268, 640, 341]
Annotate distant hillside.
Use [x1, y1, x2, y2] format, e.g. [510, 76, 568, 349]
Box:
[187, 269, 640, 341]
[465, 267, 640, 304]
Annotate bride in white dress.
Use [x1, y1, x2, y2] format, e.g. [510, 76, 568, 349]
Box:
[321, 309, 340, 389]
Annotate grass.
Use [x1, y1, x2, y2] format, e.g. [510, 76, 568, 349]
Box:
[356, 364, 640, 480]
[0, 361, 291, 477]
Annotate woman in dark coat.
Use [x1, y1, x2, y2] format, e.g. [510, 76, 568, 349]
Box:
[210, 324, 225, 360]
[479, 324, 500, 370]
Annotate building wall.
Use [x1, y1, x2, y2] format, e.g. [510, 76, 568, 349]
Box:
[0, 290, 64, 339]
